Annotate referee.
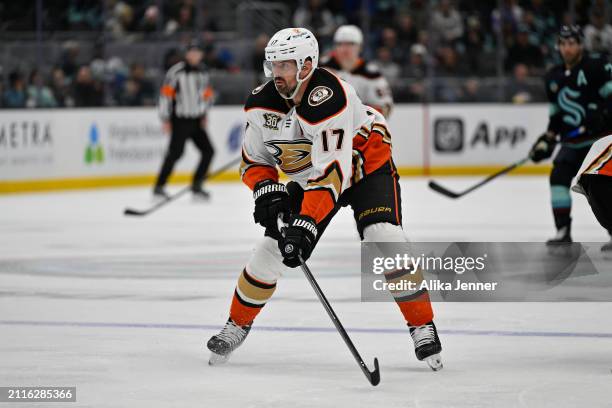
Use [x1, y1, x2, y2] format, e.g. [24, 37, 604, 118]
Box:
[154, 40, 215, 200]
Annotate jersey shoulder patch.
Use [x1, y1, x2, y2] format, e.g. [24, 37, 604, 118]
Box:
[244, 80, 291, 114]
[296, 68, 347, 125]
[352, 60, 383, 79]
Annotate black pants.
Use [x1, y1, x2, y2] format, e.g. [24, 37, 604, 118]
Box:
[266, 161, 402, 243]
[579, 174, 612, 234]
[549, 145, 591, 229]
[155, 117, 214, 189]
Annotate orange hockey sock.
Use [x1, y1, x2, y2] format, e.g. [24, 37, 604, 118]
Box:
[384, 267, 434, 326]
[229, 268, 277, 327]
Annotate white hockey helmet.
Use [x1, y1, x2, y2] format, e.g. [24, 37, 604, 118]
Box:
[264, 27, 319, 99]
[333, 25, 363, 45]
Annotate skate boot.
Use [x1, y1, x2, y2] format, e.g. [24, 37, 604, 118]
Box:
[153, 186, 170, 200]
[409, 321, 443, 371]
[546, 225, 573, 256]
[207, 318, 251, 365]
[602, 236, 612, 260]
[191, 186, 211, 202]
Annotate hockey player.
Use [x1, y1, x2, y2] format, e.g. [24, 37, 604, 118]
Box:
[207, 28, 442, 371]
[573, 135, 612, 256]
[320, 25, 393, 118]
[529, 25, 612, 246]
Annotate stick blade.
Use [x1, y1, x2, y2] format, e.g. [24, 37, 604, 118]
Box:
[123, 208, 147, 216]
[428, 181, 461, 199]
[368, 357, 380, 386]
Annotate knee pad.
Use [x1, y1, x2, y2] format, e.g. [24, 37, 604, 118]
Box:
[362, 222, 407, 242]
[245, 236, 285, 283]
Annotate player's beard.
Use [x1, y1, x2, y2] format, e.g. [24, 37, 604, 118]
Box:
[562, 49, 582, 68]
[274, 77, 296, 99]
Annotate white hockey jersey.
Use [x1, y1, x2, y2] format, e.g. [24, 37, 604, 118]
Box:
[240, 68, 393, 223]
[320, 55, 393, 118]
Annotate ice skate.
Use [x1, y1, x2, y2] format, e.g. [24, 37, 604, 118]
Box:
[191, 186, 211, 202]
[546, 225, 574, 256]
[409, 321, 443, 371]
[207, 318, 251, 365]
[152, 186, 170, 201]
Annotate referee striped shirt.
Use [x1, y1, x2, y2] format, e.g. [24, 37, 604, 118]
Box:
[158, 61, 214, 120]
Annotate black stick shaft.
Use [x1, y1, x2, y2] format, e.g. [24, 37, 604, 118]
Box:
[124, 156, 241, 217]
[457, 157, 530, 195]
[429, 157, 529, 199]
[298, 255, 380, 386]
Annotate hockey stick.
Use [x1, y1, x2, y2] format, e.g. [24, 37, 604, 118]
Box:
[123, 156, 241, 217]
[277, 217, 380, 386]
[428, 157, 530, 199]
[426, 127, 593, 199]
[297, 254, 381, 386]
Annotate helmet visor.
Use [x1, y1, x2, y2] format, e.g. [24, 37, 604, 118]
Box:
[263, 60, 298, 78]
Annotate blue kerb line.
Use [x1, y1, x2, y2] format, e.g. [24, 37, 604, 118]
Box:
[0, 320, 611, 339]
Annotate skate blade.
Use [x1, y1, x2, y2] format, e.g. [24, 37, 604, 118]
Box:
[425, 353, 443, 371]
[208, 352, 230, 366]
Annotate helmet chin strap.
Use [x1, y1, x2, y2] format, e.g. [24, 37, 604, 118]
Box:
[277, 68, 314, 100]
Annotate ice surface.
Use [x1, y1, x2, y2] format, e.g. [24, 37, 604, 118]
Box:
[1, 177, 611, 407]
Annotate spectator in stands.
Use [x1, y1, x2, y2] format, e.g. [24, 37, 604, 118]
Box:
[50, 67, 74, 107]
[403, 44, 427, 79]
[374, 46, 401, 83]
[3, 71, 26, 108]
[431, 0, 464, 46]
[165, 2, 195, 34]
[460, 78, 486, 102]
[293, 0, 336, 45]
[203, 41, 230, 71]
[379, 27, 405, 65]
[435, 46, 468, 77]
[463, 15, 486, 75]
[504, 25, 544, 74]
[128, 63, 155, 106]
[398, 0, 428, 32]
[73, 65, 104, 107]
[60, 41, 80, 80]
[106, 1, 135, 39]
[138, 5, 161, 34]
[396, 14, 418, 50]
[584, 11, 612, 56]
[26, 69, 57, 108]
[505, 63, 545, 104]
[118, 79, 143, 106]
[492, 0, 523, 34]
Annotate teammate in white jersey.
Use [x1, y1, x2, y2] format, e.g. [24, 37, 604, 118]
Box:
[207, 28, 442, 371]
[573, 134, 612, 255]
[320, 25, 393, 118]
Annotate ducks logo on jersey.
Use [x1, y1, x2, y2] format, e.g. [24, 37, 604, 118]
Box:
[265, 139, 312, 174]
[308, 86, 333, 106]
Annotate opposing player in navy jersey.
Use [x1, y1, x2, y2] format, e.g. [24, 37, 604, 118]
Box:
[529, 25, 612, 246]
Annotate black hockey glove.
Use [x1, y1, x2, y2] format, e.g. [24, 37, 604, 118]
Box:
[253, 180, 289, 232]
[278, 214, 317, 268]
[529, 132, 558, 163]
